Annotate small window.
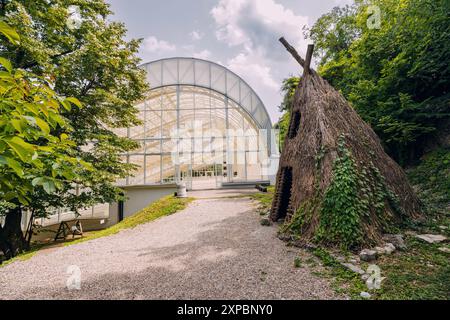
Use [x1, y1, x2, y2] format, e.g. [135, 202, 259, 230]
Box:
[288, 111, 300, 139]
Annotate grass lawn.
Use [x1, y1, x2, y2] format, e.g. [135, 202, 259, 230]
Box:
[249, 186, 274, 211]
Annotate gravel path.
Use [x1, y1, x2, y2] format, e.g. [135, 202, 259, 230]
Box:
[0, 192, 341, 300]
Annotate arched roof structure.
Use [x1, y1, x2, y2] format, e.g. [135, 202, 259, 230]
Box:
[141, 57, 272, 130]
[117, 57, 277, 188]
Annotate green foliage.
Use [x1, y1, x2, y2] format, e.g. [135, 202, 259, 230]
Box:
[282, 136, 403, 249]
[250, 186, 275, 212]
[317, 138, 363, 248]
[0, 23, 88, 211]
[274, 111, 290, 151]
[408, 148, 450, 211]
[294, 256, 302, 268]
[306, 0, 450, 165]
[278, 77, 300, 113]
[1, 0, 148, 216]
[275, 77, 300, 150]
[281, 198, 317, 236]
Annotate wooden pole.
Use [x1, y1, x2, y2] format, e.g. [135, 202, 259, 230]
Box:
[279, 37, 305, 68]
[279, 37, 315, 75]
[303, 44, 314, 75]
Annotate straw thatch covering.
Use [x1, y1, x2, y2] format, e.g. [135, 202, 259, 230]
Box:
[270, 38, 421, 248]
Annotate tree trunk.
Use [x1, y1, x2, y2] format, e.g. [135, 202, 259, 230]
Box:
[0, 206, 26, 260]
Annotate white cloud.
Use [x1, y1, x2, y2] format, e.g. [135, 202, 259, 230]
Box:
[193, 49, 212, 60]
[211, 0, 309, 57]
[211, 0, 309, 122]
[189, 30, 204, 41]
[143, 36, 176, 53]
[227, 52, 278, 90]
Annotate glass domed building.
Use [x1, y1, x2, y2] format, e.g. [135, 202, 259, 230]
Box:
[115, 57, 279, 190]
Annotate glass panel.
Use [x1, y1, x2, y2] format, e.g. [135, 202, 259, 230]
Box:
[147, 61, 162, 88]
[195, 108, 212, 135]
[145, 139, 161, 154]
[211, 65, 226, 92]
[194, 60, 210, 87]
[232, 159, 246, 181]
[132, 140, 146, 154]
[179, 86, 195, 109]
[246, 152, 261, 181]
[178, 138, 192, 156]
[128, 155, 145, 185]
[162, 59, 178, 85]
[111, 127, 127, 138]
[211, 108, 226, 132]
[162, 155, 175, 183]
[194, 90, 211, 110]
[179, 59, 194, 84]
[179, 110, 194, 136]
[135, 101, 146, 112]
[162, 110, 177, 138]
[161, 87, 177, 110]
[145, 155, 161, 184]
[145, 110, 161, 138]
[226, 72, 240, 102]
[211, 92, 225, 110]
[240, 84, 252, 115]
[146, 90, 163, 110]
[129, 111, 145, 140]
[162, 139, 177, 154]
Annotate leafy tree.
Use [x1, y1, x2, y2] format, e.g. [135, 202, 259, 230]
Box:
[0, 23, 89, 258]
[275, 77, 300, 149]
[0, 1, 147, 239]
[305, 0, 450, 165]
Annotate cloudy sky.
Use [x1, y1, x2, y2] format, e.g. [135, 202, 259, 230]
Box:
[106, 0, 353, 123]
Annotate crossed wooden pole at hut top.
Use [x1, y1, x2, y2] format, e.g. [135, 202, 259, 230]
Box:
[279, 37, 315, 76]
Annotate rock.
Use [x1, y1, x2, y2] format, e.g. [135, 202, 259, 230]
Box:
[277, 233, 292, 241]
[360, 291, 371, 299]
[260, 218, 272, 226]
[361, 273, 370, 281]
[383, 234, 407, 250]
[383, 243, 396, 255]
[303, 242, 318, 251]
[439, 225, 447, 231]
[359, 249, 377, 262]
[342, 263, 366, 275]
[374, 246, 386, 255]
[415, 234, 447, 244]
[438, 247, 450, 254]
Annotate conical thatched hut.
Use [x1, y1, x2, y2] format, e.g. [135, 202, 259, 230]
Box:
[270, 38, 422, 249]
